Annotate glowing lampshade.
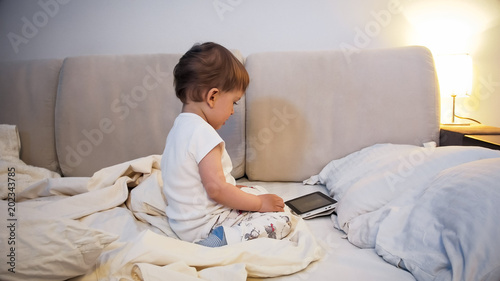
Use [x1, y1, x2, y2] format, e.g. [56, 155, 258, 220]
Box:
[436, 53, 472, 98]
[435, 53, 474, 124]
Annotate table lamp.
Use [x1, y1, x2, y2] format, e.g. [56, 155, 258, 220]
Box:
[436, 53, 480, 125]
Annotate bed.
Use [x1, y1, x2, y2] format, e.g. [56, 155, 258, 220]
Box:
[1, 46, 499, 281]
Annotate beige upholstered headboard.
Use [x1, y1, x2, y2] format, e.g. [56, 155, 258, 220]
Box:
[244, 46, 440, 181]
[0, 47, 438, 181]
[0, 59, 63, 172]
[55, 53, 246, 177]
[0, 51, 247, 178]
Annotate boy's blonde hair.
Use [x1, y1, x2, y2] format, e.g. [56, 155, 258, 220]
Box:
[174, 42, 249, 104]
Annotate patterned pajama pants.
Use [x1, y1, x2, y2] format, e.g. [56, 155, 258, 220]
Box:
[211, 186, 293, 244]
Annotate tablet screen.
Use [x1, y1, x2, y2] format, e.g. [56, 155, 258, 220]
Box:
[285, 192, 336, 214]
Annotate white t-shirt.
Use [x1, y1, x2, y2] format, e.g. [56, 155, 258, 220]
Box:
[160, 113, 236, 242]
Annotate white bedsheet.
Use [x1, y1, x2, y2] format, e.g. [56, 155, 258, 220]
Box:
[237, 180, 415, 281]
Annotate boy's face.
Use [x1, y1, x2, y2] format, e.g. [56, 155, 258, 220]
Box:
[209, 89, 244, 130]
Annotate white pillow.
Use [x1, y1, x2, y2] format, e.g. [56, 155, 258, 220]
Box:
[312, 143, 500, 233]
[0, 124, 61, 200]
[0, 202, 117, 281]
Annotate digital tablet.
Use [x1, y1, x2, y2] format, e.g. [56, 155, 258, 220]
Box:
[285, 191, 337, 219]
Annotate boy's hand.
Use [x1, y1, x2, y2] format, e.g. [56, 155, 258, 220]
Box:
[257, 194, 285, 212]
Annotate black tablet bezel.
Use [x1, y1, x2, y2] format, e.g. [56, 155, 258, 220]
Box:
[285, 191, 337, 215]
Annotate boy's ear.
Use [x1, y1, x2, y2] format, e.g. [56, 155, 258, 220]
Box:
[206, 88, 219, 108]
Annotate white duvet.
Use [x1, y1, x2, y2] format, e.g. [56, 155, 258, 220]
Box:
[308, 143, 500, 281]
[0, 154, 323, 281]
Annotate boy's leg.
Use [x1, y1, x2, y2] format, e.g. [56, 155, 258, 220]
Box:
[195, 207, 246, 247]
[196, 185, 294, 246]
[195, 225, 227, 247]
[238, 212, 293, 241]
[199, 211, 293, 246]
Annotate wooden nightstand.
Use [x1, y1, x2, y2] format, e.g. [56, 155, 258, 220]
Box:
[440, 124, 500, 150]
[463, 135, 500, 150]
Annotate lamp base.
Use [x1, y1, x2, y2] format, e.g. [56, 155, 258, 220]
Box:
[448, 95, 481, 126]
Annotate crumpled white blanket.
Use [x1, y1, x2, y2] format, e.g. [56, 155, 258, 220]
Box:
[13, 154, 323, 281]
[0, 124, 60, 200]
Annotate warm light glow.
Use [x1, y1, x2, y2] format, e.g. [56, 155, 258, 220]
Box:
[402, 0, 498, 124]
[435, 54, 473, 97]
[403, 0, 493, 54]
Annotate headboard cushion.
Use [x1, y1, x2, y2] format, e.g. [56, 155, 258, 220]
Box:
[0, 59, 63, 172]
[56, 53, 245, 177]
[244, 46, 440, 181]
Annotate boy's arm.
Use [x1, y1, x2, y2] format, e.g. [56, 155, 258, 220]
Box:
[199, 144, 284, 212]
